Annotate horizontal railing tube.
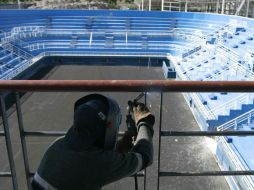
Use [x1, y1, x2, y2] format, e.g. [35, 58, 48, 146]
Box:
[0, 172, 12, 177]
[160, 171, 254, 176]
[0, 131, 4, 136]
[1, 80, 254, 92]
[24, 131, 66, 137]
[24, 131, 125, 137]
[161, 131, 254, 136]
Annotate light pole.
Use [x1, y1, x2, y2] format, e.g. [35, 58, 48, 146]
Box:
[149, 0, 152, 11]
[221, 0, 225, 14]
[17, 0, 21, 9]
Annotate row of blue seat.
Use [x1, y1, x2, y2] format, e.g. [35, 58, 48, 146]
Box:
[176, 25, 254, 130]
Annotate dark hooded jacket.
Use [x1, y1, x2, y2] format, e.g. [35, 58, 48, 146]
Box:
[32, 100, 153, 190]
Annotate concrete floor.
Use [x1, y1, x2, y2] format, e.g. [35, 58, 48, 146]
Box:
[0, 64, 229, 190]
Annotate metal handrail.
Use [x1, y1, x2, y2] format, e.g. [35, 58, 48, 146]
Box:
[217, 137, 254, 189]
[217, 108, 254, 131]
[2, 43, 33, 60]
[207, 93, 250, 117]
[0, 53, 44, 80]
[0, 80, 254, 92]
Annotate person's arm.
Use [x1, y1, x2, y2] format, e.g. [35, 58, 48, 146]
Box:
[130, 102, 154, 169]
[131, 123, 153, 169]
[99, 103, 155, 186]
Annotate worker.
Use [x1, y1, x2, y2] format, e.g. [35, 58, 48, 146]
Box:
[31, 93, 155, 190]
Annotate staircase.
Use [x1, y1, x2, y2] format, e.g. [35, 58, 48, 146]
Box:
[105, 32, 114, 48]
[208, 99, 254, 130]
[141, 34, 148, 49]
[86, 17, 93, 31]
[70, 34, 78, 48]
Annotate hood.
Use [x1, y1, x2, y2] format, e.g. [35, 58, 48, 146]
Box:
[65, 102, 107, 151]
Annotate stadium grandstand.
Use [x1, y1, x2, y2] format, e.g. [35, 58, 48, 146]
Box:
[0, 1, 254, 190]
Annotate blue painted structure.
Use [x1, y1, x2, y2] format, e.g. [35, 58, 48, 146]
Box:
[0, 10, 254, 190]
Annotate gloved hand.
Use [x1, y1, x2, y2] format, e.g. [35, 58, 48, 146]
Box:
[131, 102, 155, 130]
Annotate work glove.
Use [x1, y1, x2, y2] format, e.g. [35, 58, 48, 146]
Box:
[131, 102, 155, 132]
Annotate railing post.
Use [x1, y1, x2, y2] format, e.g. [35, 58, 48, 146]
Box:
[149, 0, 152, 11]
[221, 0, 225, 14]
[157, 92, 163, 190]
[144, 92, 147, 190]
[0, 94, 19, 190]
[185, 0, 188, 12]
[246, 0, 250, 17]
[15, 92, 31, 190]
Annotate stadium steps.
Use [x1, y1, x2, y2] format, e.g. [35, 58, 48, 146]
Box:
[125, 19, 131, 31]
[70, 34, 78, 48]
[207, 101, 254, 130]
[141, 34, 148, 49]
[86, 17, 93, 31]
[105, 32, 114, 48]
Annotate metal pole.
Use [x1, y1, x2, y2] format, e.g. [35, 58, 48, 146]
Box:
[246, 0, 250, 17]
[160, 130, 254, 136]
[15, 92, 31, 190]
[0, 172, 12, 177]
[2, 80, 254, 92]
[149, 0, 152, 11]
[221, 0, 225, 14]
[161, 0, 164, 11]
[135, 176, 138, 190]
[160, 170, 254, 176]
[144, 92, 147, 190]
[17, 0, 21, 9]
[157, 92, 163, 190]
[0, 95, 19, 190]
[142, 0, 144, 11]
[235, 0, 246, 15]
[216, 0, 219, 13]
[185, 0, 188, 12]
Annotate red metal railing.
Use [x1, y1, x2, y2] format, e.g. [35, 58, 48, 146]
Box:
[0, 80, 254, 92]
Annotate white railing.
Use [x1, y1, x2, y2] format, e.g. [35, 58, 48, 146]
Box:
[40, 50, 166, 58]
[217, 45, 254, 80]
[162, 61, 168, 78]
[207, 93, 253, 119]
[217, 137, 254, 189]
[182, 46, 201, 58]
[1, 26, 45, 44]
[11, 26, 45, 34]
[0, 52, 45, 80]
[167, 54, 213, 119]
[2, 43, 33, 60]
[217, 108, 254, 131]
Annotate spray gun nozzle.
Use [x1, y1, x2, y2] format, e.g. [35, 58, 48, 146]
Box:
[134, 92, 146, 103]
[127, 92, 146, 111]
